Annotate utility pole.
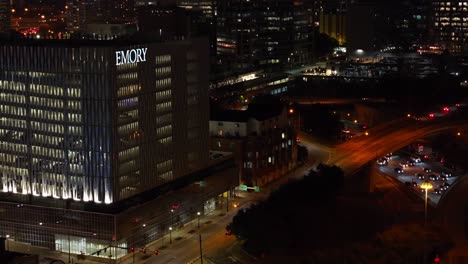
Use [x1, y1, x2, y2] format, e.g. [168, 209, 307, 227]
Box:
[226, 190, 229, 212]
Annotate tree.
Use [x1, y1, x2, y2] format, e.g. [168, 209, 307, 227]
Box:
[314, 30, 339, 58]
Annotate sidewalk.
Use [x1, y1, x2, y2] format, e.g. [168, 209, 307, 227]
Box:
[119, 193, 252, 264]
[13, 164, 311, 264]
[118, 165, 309, 264]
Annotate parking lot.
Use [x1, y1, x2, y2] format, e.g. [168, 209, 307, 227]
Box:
[376, 152, 458, 205]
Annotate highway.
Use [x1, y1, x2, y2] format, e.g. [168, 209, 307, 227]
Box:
[332, 117, 468, 175]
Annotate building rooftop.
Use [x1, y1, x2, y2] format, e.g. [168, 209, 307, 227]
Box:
[211, 96, 285, 122]
[0, 32, 165, 47]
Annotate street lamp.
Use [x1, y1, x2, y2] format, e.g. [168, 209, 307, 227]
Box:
[169, 227, 173, 244]
[420, 181, 433, 226]
[197, 212, 201, 229]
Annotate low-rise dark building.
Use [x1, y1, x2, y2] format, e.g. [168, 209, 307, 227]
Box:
[209, 99, 297, 187]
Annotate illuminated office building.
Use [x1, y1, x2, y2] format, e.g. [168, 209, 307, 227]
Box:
[432, 0, 468, 53]
[0, 38, 209, 204]
[0, 37, 239, 259]
[66, 0, 135, 33]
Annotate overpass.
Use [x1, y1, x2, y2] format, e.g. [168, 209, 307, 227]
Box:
[325, 114, 468, 257]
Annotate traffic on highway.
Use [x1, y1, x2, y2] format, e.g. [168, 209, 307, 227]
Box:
[376, 151, 459, 205]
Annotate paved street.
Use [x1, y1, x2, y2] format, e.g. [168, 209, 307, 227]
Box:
[117, 132, 334, 264]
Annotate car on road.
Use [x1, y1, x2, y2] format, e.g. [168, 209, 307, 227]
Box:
[415, 173, 425, 180]
[410, 156, 422, 163]
[399, 162, 409, 168]
[439, 175, 448, 181]
[429, 174, 439, 181]
[408, 160, 416, 166]
[433, 189, 442, 195]
[377, 158, 388, 165]
[394, 168, 404, 174]
[439, 184, 449, 191]
[441, 171, 453, 178]
[385, 153, 393, 160]
[423, 168, 432, 173]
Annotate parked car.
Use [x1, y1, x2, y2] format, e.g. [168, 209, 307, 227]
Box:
[433, 189, 442, 195]
[439, 184, 449, 191]
[429, 174, 439, 181]
[377, 158, 388, 165]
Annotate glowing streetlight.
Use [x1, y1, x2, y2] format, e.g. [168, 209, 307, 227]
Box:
[197, 212, 201, 229]
[420, 181, 433, 226]
[407, 113, 411, 118]
[364, 131, 369, 136]
[353, 119, 358, 123]
[457, 132, 461, 136]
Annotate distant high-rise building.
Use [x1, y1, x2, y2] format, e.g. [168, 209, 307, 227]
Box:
[177, 0, 217, 55]
[432, 0, 468, 53]
[178, 0, 215, 17]
[0, 0, 10, 34]
[137, 4, 191, 40]
[66, 0, 134, 34]
[111, 0, 135, 23]
[319, 12, 347, 45]
[216, 0, 313, 72]
[346, 0, 376, 52]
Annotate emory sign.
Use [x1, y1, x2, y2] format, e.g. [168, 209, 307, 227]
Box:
[115, 48, 148, 66]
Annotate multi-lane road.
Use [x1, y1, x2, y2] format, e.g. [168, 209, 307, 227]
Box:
[332, 116, 467, 175]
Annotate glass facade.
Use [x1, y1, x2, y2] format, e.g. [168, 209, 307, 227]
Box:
[0, 39, 210, 204]
[0, 46, 113, 204]
[0, 38, 217, 259]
